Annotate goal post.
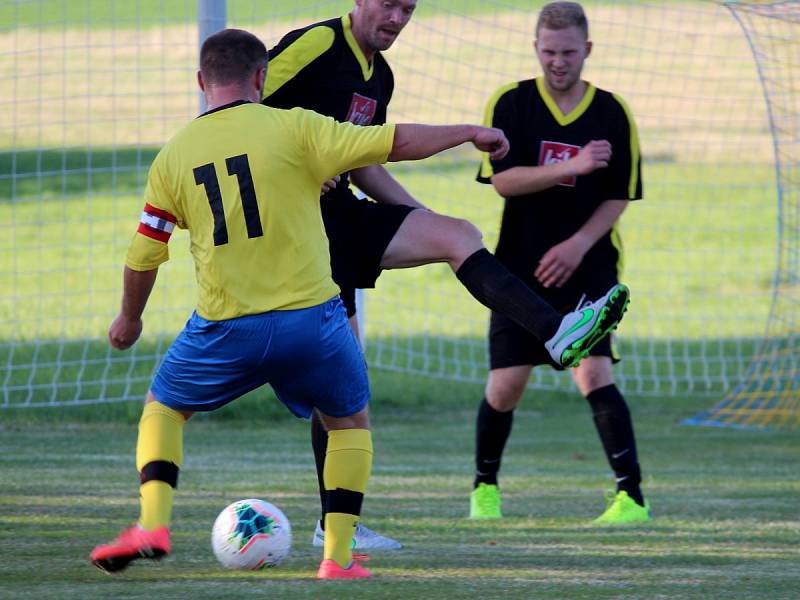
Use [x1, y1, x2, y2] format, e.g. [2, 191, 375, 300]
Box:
[683, 0, 800, 428]
[197, 0, 226, 113]
[1, 0, 797, 429]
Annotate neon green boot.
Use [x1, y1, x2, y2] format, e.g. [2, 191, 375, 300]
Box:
[470, 483, 502, 519]
[593, 490, 651, 524]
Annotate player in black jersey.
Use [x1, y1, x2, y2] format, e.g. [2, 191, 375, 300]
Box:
[469, 1, 650, 525]
[263, 0, 632, 549]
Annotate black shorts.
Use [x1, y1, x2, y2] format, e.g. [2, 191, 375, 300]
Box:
[488, 267, 621, 370]
[322, 190, 416, 317]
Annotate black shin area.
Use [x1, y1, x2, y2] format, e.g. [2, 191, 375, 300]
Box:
[586, 384, 644, 506]
[325, 488, 364, 517]
[474, 397, 514, 487]
[456, 249, 560, 341]
[140, 460, 179, 488]
[310, 410, 329, 525]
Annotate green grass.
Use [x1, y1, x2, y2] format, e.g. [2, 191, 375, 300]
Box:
[1, 0, 328, 30]
[1, 5, 797, 595]
[2, 0, 675, 31]
[1, 385, 798, 599]
[0, 147, 157, 200]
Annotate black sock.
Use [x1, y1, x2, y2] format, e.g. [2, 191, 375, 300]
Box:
[474, 397, 514, 487]
[586, 384, 644, 506]
[456, 249, 561, 341]
[310, 410, 328, 528]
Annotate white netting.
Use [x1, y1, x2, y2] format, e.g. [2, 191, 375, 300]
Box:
[0, 1, 790, 408]
[684, 0, 799, 428]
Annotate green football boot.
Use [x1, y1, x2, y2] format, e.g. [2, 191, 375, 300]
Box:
[469, 483, 502, 519]
[593, 490, 651, 525]
[545, 283, 630, 368]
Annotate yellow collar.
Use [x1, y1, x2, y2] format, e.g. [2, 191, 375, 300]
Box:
[342, 14, 374, 81]
[536, 77, 595, 126]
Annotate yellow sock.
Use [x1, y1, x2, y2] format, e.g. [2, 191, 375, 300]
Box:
[324, 512, 357, 567]
[138, 481, 174, 530]
[136, 401, 185, 530]
[323, 428, 372, 567]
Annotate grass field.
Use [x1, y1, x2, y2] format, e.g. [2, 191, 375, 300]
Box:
[1, 2, 798, 597]
[2, 0, 674, 30]
[2, 382, 799, 599]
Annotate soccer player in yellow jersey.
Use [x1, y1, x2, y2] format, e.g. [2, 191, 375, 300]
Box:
[89, 27, 516, 580]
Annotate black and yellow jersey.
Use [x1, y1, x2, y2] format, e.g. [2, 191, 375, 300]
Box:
[262, 14, 394, 201]
[478, 77, 642, 275]
[126, 101, 395, 320]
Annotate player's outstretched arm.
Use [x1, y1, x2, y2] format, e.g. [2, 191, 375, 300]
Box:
[388, 124, 509, 163]
[108, 266, 158, 350]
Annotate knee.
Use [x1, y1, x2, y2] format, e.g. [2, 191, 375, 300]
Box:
[455, 218, 483, 246]
[320, 407, 370, 430]
[444, 217, 483, 256]
[485, 378, 526, 411]
[573, 360, 613, 396]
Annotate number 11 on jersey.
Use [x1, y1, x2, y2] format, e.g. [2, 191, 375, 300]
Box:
[193, 154, 264, 246]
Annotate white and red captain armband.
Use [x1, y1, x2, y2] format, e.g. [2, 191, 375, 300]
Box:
[137, 203, 177, 243]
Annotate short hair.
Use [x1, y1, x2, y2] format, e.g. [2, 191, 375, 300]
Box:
[536, 2, 589, 39]
[200, 28, 268, 86]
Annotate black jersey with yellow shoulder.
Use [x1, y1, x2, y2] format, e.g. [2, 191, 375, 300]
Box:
[477, 77, 642, 279]
[262, 14, 394, 201]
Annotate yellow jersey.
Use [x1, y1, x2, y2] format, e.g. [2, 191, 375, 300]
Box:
[126, 101, 395, 320]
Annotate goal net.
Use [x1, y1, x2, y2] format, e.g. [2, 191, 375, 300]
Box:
[683, 0, 799, 428]
[1, 1, 796, 427]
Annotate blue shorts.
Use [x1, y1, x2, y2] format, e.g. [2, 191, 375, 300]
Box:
[150, 297, 369, 418]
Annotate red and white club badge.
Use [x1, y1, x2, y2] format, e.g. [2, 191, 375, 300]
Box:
[539, 140, 580, 187]
[346, 93, 378, 126]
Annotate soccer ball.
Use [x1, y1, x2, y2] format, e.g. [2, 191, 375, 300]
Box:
[211, 498, 292, 569]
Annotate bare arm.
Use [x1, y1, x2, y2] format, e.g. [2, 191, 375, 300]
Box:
[492, 140, 612, 197]
[535, 199, 629, 289]
[108, 266, 158, 350]
[571, 199, 629, 253]
[350, 164, 427, 209]
[389, 124, 508, 163]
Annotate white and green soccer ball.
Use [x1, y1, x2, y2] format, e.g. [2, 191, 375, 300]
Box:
[211, 498, 292, 569]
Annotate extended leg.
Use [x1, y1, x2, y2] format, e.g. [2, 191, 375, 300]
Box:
[310, 313, 401, 551]
[381, 209, 630, 369]
[91, 393, 191, 573]
[316, 408, 373, 579]
[311, 314, 361, 526]
[381, 210, 561, 341]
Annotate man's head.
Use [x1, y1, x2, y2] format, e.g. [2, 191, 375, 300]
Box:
[534, 2, 591, 93]
[351, 0, 417, 56]
[198, 29, 268, 101]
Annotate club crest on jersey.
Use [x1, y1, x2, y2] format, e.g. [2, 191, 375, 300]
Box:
[539, 140, 580, 187]
[137, 203, 177, 243]
[346, 93, 378, 125]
